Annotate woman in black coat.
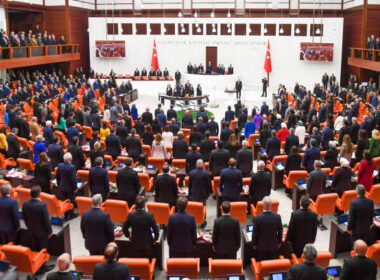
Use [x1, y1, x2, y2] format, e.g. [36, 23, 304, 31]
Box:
[90, 141, 105, 167]
[285, 146, 302, 175]
[324, 141, 339, 169]
[355, 129, 369, 164]
[34, 152, 51, 193]
[142, 124, 154, 146]
[189, 125, 201, 147]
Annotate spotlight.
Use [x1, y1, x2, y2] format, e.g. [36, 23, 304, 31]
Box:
[228, 28, 231, 33]
[279, 27, 284, 34]
[194, 11, 198, 18]
[197, 27, 201, 33]
[315, 28, 321, 34]
[178, 11, 182, 17]
[295, 27, 300, 34]
[181, 27, 185, 33]
[210, 11, 215, 18]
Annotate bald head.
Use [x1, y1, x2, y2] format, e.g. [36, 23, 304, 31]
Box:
[196, 159, 204, 169]
[57, 253, 71, 272]
[262, 196, 272, 210]
[354, 239, 368, 256]
[104, 242, 119, 261]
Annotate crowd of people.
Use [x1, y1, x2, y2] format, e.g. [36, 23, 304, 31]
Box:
[0, 65, 380, 279]
[0, 24, 66, 48]
[187, 61, 234, 75]
[366, 34, 380, 50]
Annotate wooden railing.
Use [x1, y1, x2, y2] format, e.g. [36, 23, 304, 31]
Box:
[349, 47, 380, 62]
[0, 44, 79, 60]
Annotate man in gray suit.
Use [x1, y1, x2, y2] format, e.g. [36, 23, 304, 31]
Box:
[306, 160, 327, 201]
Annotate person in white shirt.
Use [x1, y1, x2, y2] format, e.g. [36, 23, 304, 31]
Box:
[334, 113, 344, 132]
[295, 120, 306, 145]
[162, 126, 174, 148]
[152, 133, 168, 159]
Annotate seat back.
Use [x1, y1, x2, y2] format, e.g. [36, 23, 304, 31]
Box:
[108, 170, 118, 183]
[299, 251, 333, 267]
[103, 199, 129, 223]
[212, 176, 220, 195]
[40, 192, 61, 216]
[270, 155, 288, 168]
[186, 201, 206, 224]
[77, 170, 89, 182]
[254, 259, 292, 280]
[253, 200, 280, 217]
[338, 190, 357, 211]
[286, 171, 308, 189]
[209, 258, 243, 278]
[15, 186, 31, 206]
[73, 255, 105, 275]
[119, 258, 155, 280]
[367, 243, 380, 266]
[248, 134, 260, 147]
[369, 184, 380, 203]
[17, 158, 34, 171]
[142, 145, 152, 157]
[172, 159, 186, 169]
[321, 168, 331, 176]
[138, 173, 152, 191]
[166, 258, 200, 278]
[148, 157, 165, 172]
[82, 126, 93, 139]
[314, 193, 339, 215]
[180, 128, 191, 139]
[373, 157, 380, 170]
[75, 196, 92, 216]
[146, 202, 172, 225]
[229, 202, 248, 223]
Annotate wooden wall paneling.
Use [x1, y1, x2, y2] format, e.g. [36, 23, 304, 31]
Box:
[164, 23, 175, 35]
[107, 23, 118, 35]
[264, 23, 276, 36]
[235, 23, 246, 35]
[44, 8, 67, 39]
[150, 23, 161, 35]
[278, 23, 291, 36]
[366, 8, 380, 38]
[249, 23, 261, 35]
[121, 23, 132, 34]
[136, 23, 147, 34]
[192, 23, 204, 35]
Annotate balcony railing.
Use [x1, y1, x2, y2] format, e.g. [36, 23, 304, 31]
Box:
[349, 47, 380, 62]
[0, 44, 79, 60]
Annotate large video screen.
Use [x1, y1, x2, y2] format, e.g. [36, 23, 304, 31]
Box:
[300, 43, 334, 62]
[95, 41, 126, 57]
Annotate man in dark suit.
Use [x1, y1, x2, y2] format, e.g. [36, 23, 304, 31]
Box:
[321, 123, 334, 150]
[350, 117, 361, 144]
[228, 64, 234, 75]
[266, 130, 281, 160]
[154, 164, 178, 207]
[200, 131, 216, 162]
[212, 201, 241, 259]
[43, 121, 54, 147]
[347, 184, 374, 243]
[209, 141, 230, 176]
[141, 107, 153, 125]
[249, 160, 271, 206]
[0, 184, 20, 244]
[303, 139, 321, 172]
[284, 128, 299, 155]
[89, 157, 110, 202]
[167, 197, 197, 257]
[93, 243, 131, 280]
[22, 186, 52, 251]
[236, 140, 253, 177]
[286, 196, 318, 257]
[339, 119, 352, 145]
[167, 105, 177, 121]
[47, 253, 77, 280]
[331, 158, 354, 197]
[181, 110, 194, 129]
[340, 239, 377, 280]
[252, 196, 283, 260]
[224, 106, 235, 122]
[186, 144, 202, 174]
[67, 136, 85, 170]
[116, 157, 141, 207]
[172, 131, 189, 159]
[306, 161, 327, 201]
[56, 153, 78, 219]
[206, 116, 219, 136]
[260, 101, 269, 116]
[220, 158, 243, 202]
[220, 122, 233, 144]
[123, 196, 159, 258]
[287, 244, 327, 280]
[189, 159, 212, 204]
[235, 79, 242, 99]
[125, 129, 142, 163]
[106, 128, 121, 161]
[169, 118, 180, 136]
[175, 70, 181, 84]
[48, 136, 64, 170]
[261, 77, 268, 97]
[322, 72, 329, 90]
[6, 128, 20, 160]
[81, 194, 114, 255]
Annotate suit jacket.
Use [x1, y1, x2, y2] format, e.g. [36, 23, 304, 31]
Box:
[22, 199, 52, 238]
[284, 134, 299, 155]
[67, 144, 85, 170]
[303, 147, 321, 172]
[6, 134, 20, 158]
[83, 111, 92, 127]
[350, 123, 361, 144]
[306, 169, 326, 197]
[43, 127, 54, 147]
[93, 260, 131, 280]
[207, 120, 219, 136]
[125, 136, 142, 159]
[80, 208, 114, 252]
[106, 134, 121, 159]
[285, 154, 302, 175]
[47, 143, 64, 169]
[220, 128, 233, 144]
[321, 128, 334, 150]
[89, 167, 110, 197]
[122, 209, 159, 250]
[249, 170, 271, 202]
[236, 148, 253, 175]
[154, 174, 178, 206]
[220, 167, 243, 200]
[189, 168, 211, 200]
[212, 215, 241, 254]
[167, 211, 197, 253]
[340, 255, 377, 280]
[209, 148, 230, 176]
[252, 211, 283, 252]
[116, 167, 141, 202]
[288, 262, 327, 280]
[285, 208, 318, 256]
[47, 271, 77, 280]
[347, 197, 374, 237]
[186, 151, 202, 173]
[141, 111, 153, 125]
[0, 196, 20, 240]
[172, 139, 189, 159]
[266, 136, 281, 160]
[56, 162, 77, 194]
[200, 138, 216, 162]
[331, 166, 354, 194]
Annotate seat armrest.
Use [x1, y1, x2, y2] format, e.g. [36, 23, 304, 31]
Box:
[290, 253, 299, 264]
[33, 248, 49, 264]
[148, 177, 154, 191]
[130, 205, 136, 212]
[208, 258, 212, 275]
[149, 258, 156, 273]
[170, 206, 176, 215]
[251, 258, 258, 274]
[196, 257, 200, 273]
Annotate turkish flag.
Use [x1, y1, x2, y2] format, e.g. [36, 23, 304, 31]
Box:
[264, 40, 272, 74]
[151, 39, 159, 71]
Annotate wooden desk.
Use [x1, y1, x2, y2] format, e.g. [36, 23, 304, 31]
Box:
[191, 229, 214, 266]
[19, 220, 71, 256]
[272, 165, 285, 190]
[0, 169, 35, 188]
[252, 143, 260, 160]
[115, 229, 164, 270]
[329, 221, 352, 258]
[292, 183, 307, 211]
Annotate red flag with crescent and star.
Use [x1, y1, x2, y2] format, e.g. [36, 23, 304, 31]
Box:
[264, 40, 272, 74]
[151, 39, 159, 71]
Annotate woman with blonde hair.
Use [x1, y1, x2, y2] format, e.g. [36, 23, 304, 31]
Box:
[152, 133, 168, 159]
[340, 134, 353, 163]
[226, 133, 240, 158]
[369, 129, 380, 158]
[244, 115, 255, 139]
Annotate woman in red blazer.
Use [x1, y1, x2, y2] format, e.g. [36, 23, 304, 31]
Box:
[357, 150, 375, 192]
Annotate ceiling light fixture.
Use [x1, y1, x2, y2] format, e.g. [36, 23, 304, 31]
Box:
[315, 28, 321, 34]
[279, 26, 284, 34]
[194, 11, 198, 18]
[197, 27, 201, 33]
[210, 11, 215, 18]
[181, 27, 185, 33]
[264, 27, 268, 33]
[295, 27, 300, 34]
[212, 27, 216, 33]
[227, 9, 231, 18]
[178, 11, 182, 17]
